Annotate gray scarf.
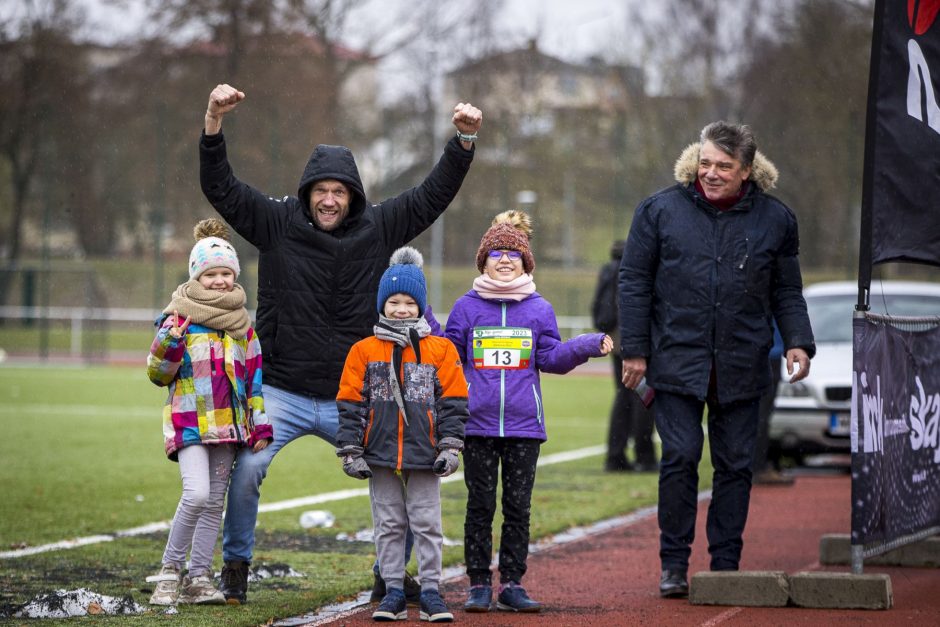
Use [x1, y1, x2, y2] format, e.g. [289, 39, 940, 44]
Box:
[373, 315, 432, 426]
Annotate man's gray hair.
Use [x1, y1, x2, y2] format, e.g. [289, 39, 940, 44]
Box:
[700, 121, 757, 168]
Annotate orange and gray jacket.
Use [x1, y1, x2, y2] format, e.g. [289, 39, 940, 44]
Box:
[336, 335, 467, 471]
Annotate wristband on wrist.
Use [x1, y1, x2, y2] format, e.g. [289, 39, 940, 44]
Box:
[456, 131, 478, 143]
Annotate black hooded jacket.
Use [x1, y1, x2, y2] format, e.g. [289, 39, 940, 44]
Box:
[200, 132, 474, 398]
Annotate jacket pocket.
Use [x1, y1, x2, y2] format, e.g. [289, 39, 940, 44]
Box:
[532, 385, 542, 425]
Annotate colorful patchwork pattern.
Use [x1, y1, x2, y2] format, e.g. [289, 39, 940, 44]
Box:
[148, 321, 271, 460]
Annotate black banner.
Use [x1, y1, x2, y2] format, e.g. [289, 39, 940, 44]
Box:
[865, 0, 940, 267]
[851, 315, 940, 545]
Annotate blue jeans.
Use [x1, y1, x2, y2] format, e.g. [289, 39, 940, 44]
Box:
[654, 390, 759, 572]
[222, 385, 340, 563]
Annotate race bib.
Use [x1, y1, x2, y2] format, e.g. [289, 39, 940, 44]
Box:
[472, 327, 533, 369]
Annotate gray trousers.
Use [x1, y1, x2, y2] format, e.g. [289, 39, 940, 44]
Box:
[370, 466, 443, 592]
[162, 444, 236, 576]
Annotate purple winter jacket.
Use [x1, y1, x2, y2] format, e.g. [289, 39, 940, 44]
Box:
[445, 289, 606, 441]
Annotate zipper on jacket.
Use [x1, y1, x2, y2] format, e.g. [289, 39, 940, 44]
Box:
[221, 333, 244, 446]
[499, 302, 507, 438]
[532, 384, 542, 425]
[396, 409, 404, 472]
[426, 409, 436, 448]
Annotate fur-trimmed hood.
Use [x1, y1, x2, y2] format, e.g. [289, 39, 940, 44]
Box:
[673, 142, 779, 192]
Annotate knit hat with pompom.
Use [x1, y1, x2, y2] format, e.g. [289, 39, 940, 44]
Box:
[475, 210, 536, 273]
[377, 246, 427, 316]
[188, 218, 240, 280]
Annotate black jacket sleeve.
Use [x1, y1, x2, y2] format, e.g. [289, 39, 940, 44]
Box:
[199, 131, 293, 251]
[373, 136, 474, 247]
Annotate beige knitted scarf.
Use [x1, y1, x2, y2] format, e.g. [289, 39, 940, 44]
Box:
[162, 280, 251, 339]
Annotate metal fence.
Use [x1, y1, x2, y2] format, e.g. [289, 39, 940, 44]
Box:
[0, 307, 594, 363]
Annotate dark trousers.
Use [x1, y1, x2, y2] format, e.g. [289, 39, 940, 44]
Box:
[463, 436, 540, 586]
[752, 356, 783, 473]
[606, 354, 656, 468]
[655, 390, 759, 572]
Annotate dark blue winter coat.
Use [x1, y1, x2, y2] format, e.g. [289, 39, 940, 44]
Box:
[618, 143, 815, 403]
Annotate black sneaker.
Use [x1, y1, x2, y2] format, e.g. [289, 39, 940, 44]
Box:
[419, 589, 453, 623]
[371, 572, 421, 606]
[496, 582, 541, 612]
[403, 573, 421, 606]
[659, 569, 689, 598]
[370, 572, 386, 602]
[372, 587, 407, 621]
[220, 560, 249, 604]
[464, 584, 492, 613]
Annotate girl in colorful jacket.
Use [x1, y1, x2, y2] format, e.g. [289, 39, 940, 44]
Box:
[336, 247, 468, 623]
[145, 219, 272, 607]
[445, 211, 613, 613]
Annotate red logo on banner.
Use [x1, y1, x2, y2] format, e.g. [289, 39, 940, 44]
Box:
[909, 0, 940, 35]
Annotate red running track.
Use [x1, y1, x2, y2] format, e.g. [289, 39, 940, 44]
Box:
[315, 474, 940, 626]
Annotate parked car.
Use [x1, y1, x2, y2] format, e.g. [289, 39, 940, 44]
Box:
[770, 280, 940, 464]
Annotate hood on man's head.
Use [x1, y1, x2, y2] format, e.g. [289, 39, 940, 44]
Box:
[673, 142, 779, 191]
[297, 144, 367, 224]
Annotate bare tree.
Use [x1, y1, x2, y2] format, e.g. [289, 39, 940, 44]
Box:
[736, 0, 873, 270]
[0, 0, 89, 300]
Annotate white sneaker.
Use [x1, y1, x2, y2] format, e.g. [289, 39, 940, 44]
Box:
[178, 574, 226, 604]
[146, 564, 181, 605]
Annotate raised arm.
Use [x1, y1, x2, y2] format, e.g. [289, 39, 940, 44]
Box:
[200, 84, 291, 250]
[375, 103, 482, 247]
[205, 84, 245, 136]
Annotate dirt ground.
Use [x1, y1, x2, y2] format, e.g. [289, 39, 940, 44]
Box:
[310, 471, 940, 626]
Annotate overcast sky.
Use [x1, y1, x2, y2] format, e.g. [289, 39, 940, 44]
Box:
[68, 0, 632, 62]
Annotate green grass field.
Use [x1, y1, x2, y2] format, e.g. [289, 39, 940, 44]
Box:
[0, 364, 709, 626]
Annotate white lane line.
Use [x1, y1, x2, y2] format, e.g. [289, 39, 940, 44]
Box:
[0, 444, 608, 560]
[0, 405, 154, 417]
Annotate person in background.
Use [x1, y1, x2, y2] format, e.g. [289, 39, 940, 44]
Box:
[591, 239, 658, 473]
[619, 121, 815, 598]
[146, 219, 272, 606]
[199, 83, 481, 603]
[446, 211, 613, 613]
[335, 247, 468, 623]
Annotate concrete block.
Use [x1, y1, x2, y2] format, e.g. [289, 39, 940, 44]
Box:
[689, 571, 790, 607]
[819, 533, 940, 567]
[788, 571, 892, 609]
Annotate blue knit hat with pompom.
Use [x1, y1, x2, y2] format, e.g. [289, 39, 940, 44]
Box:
[377, 247, 427, 316]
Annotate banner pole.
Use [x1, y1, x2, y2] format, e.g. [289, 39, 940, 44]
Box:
[856, 0, 886, 313]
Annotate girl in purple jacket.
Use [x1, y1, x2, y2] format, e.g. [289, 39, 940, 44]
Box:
[445, 211, 612, 613]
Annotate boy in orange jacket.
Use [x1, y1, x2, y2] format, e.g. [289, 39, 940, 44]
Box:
[336, 246, 468, 623]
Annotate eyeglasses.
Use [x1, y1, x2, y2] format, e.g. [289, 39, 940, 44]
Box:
[487, 249, 522, 261]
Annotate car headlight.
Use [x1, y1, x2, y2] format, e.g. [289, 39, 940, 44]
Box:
[777, 381, 813, 398]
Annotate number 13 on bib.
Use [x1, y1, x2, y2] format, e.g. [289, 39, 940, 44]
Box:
[472, 327, 533, 369]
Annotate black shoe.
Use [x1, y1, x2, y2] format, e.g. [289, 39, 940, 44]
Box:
[370, 572, 386, 603]
[754, 469, 795, 485]
[659, 569, 688, 598]
[403, 573, 421, 606]
[220, 560, 249, 604]
[604, 457, 634, 472]
[371, 572, 421, 606]
[634, 461, 660, 473]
